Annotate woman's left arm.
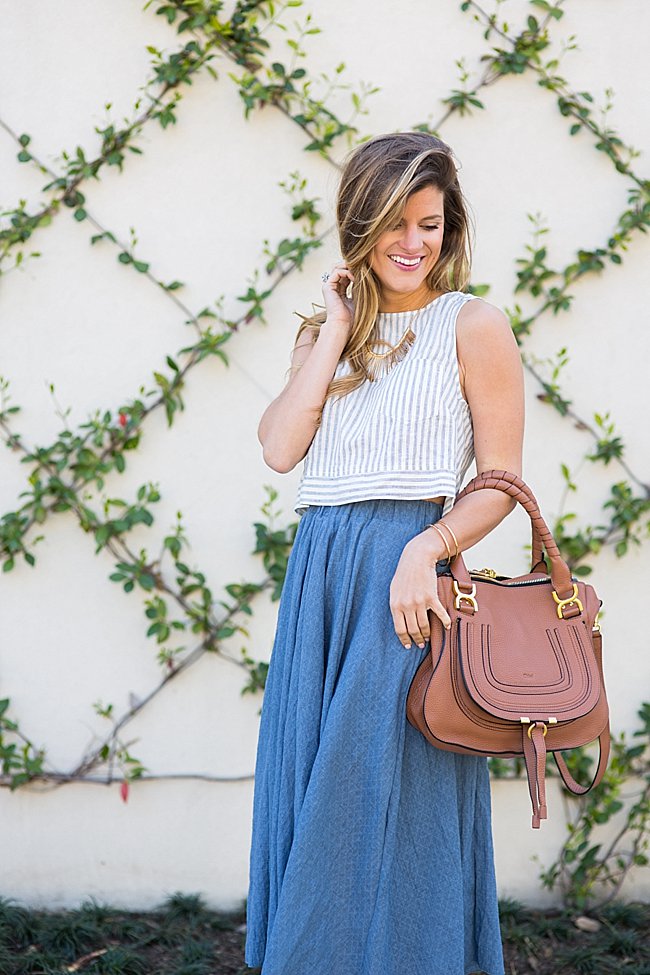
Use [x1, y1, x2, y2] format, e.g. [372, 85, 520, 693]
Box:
[432, 297, 525, 549]
[389, 299, 525, 648]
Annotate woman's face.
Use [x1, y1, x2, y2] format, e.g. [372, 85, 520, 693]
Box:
[370, 184, 445, 301]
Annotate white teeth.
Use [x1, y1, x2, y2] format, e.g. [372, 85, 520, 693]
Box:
[389, 255, 422, 266]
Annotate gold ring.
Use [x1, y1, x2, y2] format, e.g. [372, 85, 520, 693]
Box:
[527, 721, 548, 739]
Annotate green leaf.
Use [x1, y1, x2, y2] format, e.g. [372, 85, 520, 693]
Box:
[573, 564, 592, 577]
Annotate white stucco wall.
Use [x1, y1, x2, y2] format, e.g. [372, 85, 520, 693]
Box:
[0, 0, 648, 910]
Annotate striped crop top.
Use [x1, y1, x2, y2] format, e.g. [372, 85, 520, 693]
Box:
[294, 290, 478, 518]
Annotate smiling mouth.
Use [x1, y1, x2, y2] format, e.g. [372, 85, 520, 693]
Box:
[388, 255, 425, 268]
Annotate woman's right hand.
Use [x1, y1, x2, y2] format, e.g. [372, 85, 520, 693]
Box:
[321, 260, 355, 334]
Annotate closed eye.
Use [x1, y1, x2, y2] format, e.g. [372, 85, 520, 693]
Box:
[391, 224, 439, 231]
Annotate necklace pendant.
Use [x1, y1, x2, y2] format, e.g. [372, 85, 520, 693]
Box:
[365, 326, 416, 382]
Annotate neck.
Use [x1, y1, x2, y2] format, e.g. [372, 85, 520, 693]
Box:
[378, 283, 444, 314]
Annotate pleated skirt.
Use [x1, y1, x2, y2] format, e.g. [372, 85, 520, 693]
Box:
[244, 498, 505, 975]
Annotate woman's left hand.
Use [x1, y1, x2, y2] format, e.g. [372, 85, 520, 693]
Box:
[389, 532, 452, 649]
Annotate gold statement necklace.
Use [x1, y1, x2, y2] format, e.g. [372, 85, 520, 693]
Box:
[365, 301, 427, 382]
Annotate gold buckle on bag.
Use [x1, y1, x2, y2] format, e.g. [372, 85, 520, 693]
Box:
[452, 580, 478, 611]
[552, 583, 583, 619]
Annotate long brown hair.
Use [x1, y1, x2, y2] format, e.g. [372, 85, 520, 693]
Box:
[290, 131, 474, 413]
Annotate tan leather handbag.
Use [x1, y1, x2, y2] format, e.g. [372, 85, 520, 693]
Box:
[406, 469, 611, 829]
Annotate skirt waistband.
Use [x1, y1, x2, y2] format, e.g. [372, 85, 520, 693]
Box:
[300, 497, 445, 524]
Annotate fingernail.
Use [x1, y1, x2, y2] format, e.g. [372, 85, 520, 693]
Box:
[404, 643, 411, 649]
[417, 642, 425, 649]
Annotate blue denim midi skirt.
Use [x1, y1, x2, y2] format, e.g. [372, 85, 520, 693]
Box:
[245, 498, 505, 975]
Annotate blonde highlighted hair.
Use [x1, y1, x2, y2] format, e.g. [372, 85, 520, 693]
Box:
[290, 131, 474, 418]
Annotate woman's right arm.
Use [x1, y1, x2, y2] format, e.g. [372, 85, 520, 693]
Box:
[259, 261, 356, 473]
[258, 319, 350, 473]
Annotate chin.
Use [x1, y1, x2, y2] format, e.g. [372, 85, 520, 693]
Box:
[387, 272, 431, 290]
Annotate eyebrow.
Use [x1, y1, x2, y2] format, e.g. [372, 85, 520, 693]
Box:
[396, 214, 443, 221]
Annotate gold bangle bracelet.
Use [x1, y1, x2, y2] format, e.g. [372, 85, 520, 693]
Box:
[437, 521, 460, 559]
[426, 523, 451, 561]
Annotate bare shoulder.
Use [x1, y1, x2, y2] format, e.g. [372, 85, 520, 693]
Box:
[455, 296, 521, 400]
[456, 297, 518, 365]
[456, 296, 514, 347]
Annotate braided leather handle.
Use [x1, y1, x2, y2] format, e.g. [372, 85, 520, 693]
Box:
[452, 469, 573, 597]
[461, 472, 548, 570]
[456, 469, 546, 569]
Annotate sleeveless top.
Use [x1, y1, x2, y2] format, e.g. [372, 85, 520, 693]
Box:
[294, 290, 477, 518]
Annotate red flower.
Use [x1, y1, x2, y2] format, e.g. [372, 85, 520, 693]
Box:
[118, 412, 128, 428]
[120, 780, 129, 803]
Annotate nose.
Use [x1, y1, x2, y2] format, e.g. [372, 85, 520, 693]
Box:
[396, 226, 425, 252]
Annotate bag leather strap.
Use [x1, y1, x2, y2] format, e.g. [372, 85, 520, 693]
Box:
[520, 725, 610, 827]
[553, 727, 611, 795]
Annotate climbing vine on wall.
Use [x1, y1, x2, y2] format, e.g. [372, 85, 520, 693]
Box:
[0, 0, 648, 908]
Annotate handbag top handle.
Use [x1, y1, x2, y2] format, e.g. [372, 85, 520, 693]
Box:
[449, 469, 576, 607]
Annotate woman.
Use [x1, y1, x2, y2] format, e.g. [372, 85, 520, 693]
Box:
[245, 131, 524, 975]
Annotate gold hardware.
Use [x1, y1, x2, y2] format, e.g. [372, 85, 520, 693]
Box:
[452, 580, 478, 611]
[592, 612, 601, 633]
[552, 583, 584, 619]
[470, 566, 497, 578]
[527, 721, 548, 739]
[522, 716, 556, 727]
